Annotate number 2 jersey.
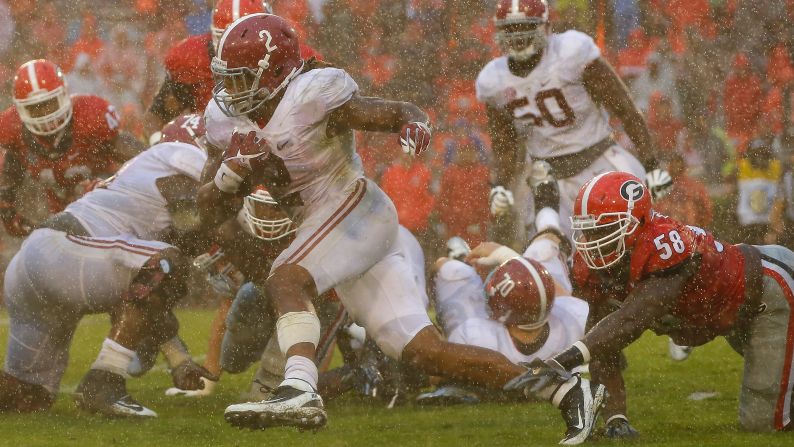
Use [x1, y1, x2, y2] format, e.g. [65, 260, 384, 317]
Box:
[573, 212, 749, 336]
[204, 67, 363, 221]
[475, 30, 611, 159]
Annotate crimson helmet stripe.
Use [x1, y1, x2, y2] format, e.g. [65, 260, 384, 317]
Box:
[26, 62, 40, 92]
[580, 172, 610, 216]
[515, 256, 548, 324]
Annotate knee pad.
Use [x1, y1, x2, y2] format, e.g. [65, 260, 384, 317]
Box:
[276, 311, 321, 355]
[123, 249, 188, 310]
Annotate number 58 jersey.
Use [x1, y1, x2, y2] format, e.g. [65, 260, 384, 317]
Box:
[574, 212, 748, 336]
[475, 30, 611, 159]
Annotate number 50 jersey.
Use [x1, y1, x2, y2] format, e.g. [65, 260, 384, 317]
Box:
[475, 30, 611, 160]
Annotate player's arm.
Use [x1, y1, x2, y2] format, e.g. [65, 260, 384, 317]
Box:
[198, 132, 267, 227]
[326, 94, 432, 156]
[108, 131, 146, 162]
[157, 174, 213, 256]
[0, 149, 33, 236]
[144, 76, 194, 144]
[582, 57, 655, 168]
[486, 105, 521, 188]
[584, 300, 629, 423]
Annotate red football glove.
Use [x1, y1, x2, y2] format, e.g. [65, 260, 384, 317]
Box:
[398, 121, 432, 157]
[214, 131, 271, 194]
[2, 213, 33, 237]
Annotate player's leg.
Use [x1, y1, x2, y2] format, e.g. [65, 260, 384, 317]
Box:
[73, 239, 190, 418]
[733, 246, 794, 431]
[224, 178, 396, 430]
[0, 231, 85, 412]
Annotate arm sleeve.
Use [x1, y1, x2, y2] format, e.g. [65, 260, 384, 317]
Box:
[300, 68, 360, 126]
[558, 31, 602, 83]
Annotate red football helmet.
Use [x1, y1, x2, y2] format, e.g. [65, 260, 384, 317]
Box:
[243, 185, 296, 241]
[211, 13, 304, 117]
[571, 171, 652, 270]
[13, 59, 73, 136]
[486, 256, 556, 330]
[494, 0, 550, 61]
[159, 113, 208, 151]
[211, 0, 273, 50]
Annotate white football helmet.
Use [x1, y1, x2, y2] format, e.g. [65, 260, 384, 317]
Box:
[243, 188, 296, 241]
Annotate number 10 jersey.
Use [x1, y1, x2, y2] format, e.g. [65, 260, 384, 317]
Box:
[475, 30, 611, 160]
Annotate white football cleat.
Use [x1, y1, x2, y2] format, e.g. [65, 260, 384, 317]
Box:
[225, 383, 326, 430]
[555, 375, 606, 445]
[668, 338, 693, 361]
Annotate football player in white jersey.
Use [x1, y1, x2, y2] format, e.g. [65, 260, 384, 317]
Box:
[0, 115, 217, 417]
[421, 183, 588, 405]
[199, 13, 605, 445]
[479, 0, 657, 243]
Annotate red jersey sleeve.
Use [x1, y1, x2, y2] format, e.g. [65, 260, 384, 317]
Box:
[630, 219, 698, 279]
[0, 107, 23, 152]
[71, 95, 120, 146]
[165, 34, 213, 85]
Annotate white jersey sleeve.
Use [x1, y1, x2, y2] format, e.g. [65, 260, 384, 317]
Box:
[434, 260, 489, 336]
[555, 30, 601, 84]
[295, 68, 359, 126]
[475, 56, 509, 109]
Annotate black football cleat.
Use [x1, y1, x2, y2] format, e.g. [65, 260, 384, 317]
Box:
[556, 375, 606, 445]
[74, 369, 156, 418]
[224, 384, 326, 431]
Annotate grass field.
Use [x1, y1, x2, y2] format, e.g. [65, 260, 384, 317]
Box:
[0, 309, 790, 447]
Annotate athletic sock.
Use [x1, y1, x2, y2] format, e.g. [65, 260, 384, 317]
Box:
[280, 355, 318, 392]
[91, 338, 136, 378]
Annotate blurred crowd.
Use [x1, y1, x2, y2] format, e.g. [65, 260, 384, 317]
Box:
[2, 0, 794, 256]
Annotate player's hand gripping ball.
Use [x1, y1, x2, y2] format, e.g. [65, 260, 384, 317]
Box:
[214, 130, 271, 194]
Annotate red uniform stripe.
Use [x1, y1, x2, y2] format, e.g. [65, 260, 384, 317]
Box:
[763, 266, 794, 430]
[285, 179, 366, 265]
[66, 235, 161, 257]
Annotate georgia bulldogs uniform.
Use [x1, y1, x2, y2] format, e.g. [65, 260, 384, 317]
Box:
[561, 171, 794, 432]
[572, 213, 746, 338]
[0, 95, 121, 212]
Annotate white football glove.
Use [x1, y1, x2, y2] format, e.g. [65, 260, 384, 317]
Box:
[489, 186, 514, 217]
[645, 169, 673, 203]
[165, 377, 217, 397]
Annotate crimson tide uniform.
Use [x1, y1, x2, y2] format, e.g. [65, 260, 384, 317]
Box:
[0, 95, 120, 212]
[574, 211, 794, 431]
[150, 33, 321, 124]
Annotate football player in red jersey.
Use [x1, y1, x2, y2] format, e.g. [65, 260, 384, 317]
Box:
[0, 59, 144, 237]
[144, 0, 320, 144]
[509, 171, 794, 436]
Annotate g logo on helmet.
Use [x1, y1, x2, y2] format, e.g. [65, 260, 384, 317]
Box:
[619, 180, 645, 202]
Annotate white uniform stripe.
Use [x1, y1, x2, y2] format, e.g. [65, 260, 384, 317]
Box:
[762, 260, 794, 427]
[26, 62, 40, 91]
[232, 0, 240, 20]
[512, 0, 519, 13]
[580, 172, 610, 216]
[516, 256, 548, 324]
[217, 12, 269, 58]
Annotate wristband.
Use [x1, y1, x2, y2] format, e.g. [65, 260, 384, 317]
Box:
[213, 163, 245, 194]
[552, 343, 588, 370]
[161, 336, 191, 369]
